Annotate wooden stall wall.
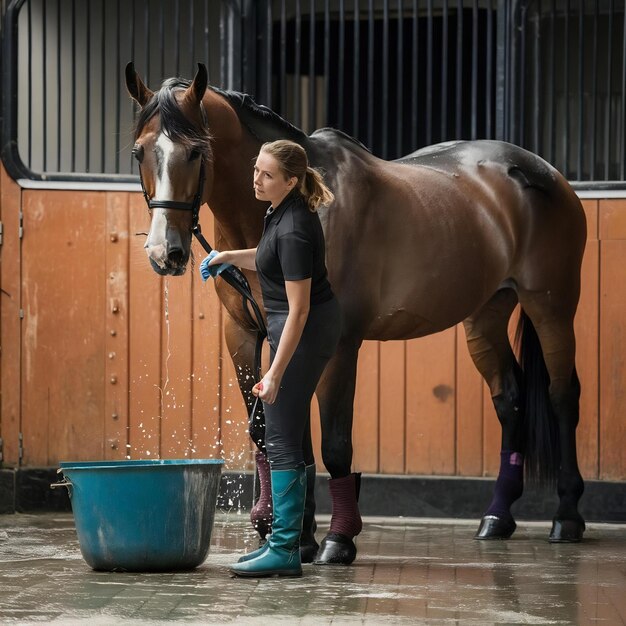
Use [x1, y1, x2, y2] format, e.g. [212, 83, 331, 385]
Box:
[1, 175, 625, 482]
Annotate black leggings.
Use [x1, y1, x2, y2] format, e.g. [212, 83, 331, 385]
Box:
[263, 297, 341, 470]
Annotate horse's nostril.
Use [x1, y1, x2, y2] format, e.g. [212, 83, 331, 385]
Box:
[168, 247, 185, 265]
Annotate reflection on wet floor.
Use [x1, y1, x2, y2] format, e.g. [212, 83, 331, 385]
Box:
[0, 513, 624, 625]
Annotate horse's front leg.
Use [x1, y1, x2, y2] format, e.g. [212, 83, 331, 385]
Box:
[314, 337, 363, 565]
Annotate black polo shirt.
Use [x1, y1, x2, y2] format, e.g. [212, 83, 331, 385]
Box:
[255, 190, 334, 313]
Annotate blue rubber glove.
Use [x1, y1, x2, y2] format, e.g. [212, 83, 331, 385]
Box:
[199, 251, 232, 282]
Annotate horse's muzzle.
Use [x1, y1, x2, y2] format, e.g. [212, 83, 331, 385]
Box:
[149, 257, 187, 276]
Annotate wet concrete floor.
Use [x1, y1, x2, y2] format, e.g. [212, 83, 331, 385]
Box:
[0, 513, 624, 625]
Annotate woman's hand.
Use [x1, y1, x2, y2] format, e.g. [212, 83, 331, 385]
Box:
[252, 375, 280, 404]
[207, 251, 231, 266]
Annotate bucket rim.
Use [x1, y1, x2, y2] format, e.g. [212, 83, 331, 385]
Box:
[59, 458, 225, 470]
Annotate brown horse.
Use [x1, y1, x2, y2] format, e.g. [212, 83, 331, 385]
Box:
[126, 63, 587, 564]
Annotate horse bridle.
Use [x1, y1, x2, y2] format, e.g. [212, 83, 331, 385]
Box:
[137, 157, 268, 432]
[137, 158, 206, 230]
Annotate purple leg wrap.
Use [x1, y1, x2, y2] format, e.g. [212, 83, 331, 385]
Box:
[250, 451, 273, 537]
[485, 450, 524, 520]
[328, 473, 363, 538]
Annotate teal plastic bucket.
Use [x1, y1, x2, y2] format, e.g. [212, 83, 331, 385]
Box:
[56, 459, 224, 572]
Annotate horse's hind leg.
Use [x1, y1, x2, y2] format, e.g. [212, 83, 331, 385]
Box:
[518, 290, 585, 542]
[314, 337, 363, 565]
[463, 289, 525, 540]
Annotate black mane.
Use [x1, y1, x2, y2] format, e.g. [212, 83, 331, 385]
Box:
[134, 78, 212, 155]
[209, 87, 309, 144]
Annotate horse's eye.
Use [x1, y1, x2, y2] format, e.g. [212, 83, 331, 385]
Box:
[189, 149, 200, 162]
[132, 144, 144, 163]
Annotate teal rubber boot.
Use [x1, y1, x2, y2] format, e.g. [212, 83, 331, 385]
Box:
[231, 466, 306, 577]
[238, 463, 317, 564]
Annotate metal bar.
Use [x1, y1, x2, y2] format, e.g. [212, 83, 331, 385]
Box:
[205, 0, 210, 80]
[281, 0, 287, 114]
[455, 0, 463, 139]
[145, 1, 150, 83]
[86, 0, 91, 173]
[367, 0, 374, 149]
[564, 0, 570, 176]
[309, 0, 317, 133]
[590, 0, 598, 180]
[42, 0, 47, 171]
[471, 0, 478, 140]
[353, 0, 360, 137]
[174, 0, 180, 76]
[27, 0, 33, 167]
[495, 0, 507, 141]
[190, 0, 195, 77]
[622, 1, 626, 180]
[57, 0, 62, 171]
[383, 0, 389, 155]
[397, 0, 404, 155]
[548, 0, 555, 163]
[426, 0, 432, 145]
[159, 0, 164, 82]
[72, 0, 77, 172]
[101, 0, 106, 172]
[441, 0, 448, 141]
[338, 0, 345, 130]
[604, 0, 613, 180]
[577, 1, 584, 179]
[411, 0, 418, 149]
[533, 0, 541, 154]
[486, 0, 493, 139]
[266, 0, 273, 107]
[130, 0, 136, 175]
[326, 0, 331, 127]
[295, 0, 302, 126]
[115, 0, 121, 173]
[518, 3, 526, 146]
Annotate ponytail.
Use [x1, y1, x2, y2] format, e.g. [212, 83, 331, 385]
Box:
[301, 166, 334, 212]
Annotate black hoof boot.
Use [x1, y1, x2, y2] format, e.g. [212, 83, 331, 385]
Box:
[300, 537, 319, 563]
[549, 519, 585, 543]
[474, 515, 517, 540]
[314, 533, 357, 565]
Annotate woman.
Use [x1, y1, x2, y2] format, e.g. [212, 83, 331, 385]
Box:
[208, 139, 341, 577]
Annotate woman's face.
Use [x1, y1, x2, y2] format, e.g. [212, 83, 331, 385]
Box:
[253, 150, 297, 207]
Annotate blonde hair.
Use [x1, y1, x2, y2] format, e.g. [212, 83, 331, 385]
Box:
[260, 140, 334, 211]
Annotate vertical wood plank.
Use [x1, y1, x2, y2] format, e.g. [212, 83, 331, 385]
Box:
[128, 194, 162, 459]
[455, 322, 484, 476]
[352, 340, 379, 473]
[21, 190, 106, 465]
[599, 200, 626, 480]
[0, 164, 22, 466]
[575, 200, 599, 479]
[379, 341, 406, 473]
[104, 193, 130, 460]
[405, 328, 456, 475]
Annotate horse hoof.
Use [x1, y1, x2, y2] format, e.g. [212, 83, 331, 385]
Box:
[314, 533, 357, 565]
[549, 519, 585, 543]
[300, 539, 319, 564]
[474, 515, 517, 540]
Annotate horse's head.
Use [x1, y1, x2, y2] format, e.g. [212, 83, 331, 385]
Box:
[125, 63, 212, 275]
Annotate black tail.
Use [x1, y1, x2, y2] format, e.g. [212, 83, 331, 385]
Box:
[515, 309, 560, 485]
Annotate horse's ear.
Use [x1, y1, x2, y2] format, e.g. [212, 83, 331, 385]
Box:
[185, 63, 208, 106]
[125, 62, 154, 108]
